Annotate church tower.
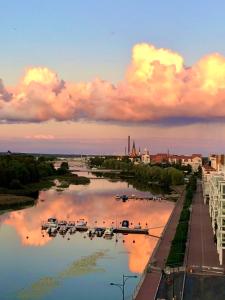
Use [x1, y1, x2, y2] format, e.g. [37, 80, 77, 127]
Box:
[131, 141, 137, 157]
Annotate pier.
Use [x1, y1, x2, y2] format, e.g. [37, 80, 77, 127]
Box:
[41, 221, 154, 236]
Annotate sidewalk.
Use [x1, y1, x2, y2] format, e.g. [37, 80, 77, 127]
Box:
[135, 188, 185, 300]
[187, 182, 220, 268]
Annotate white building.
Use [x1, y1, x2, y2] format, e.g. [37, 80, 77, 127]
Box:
[202, 162, 225, 265]
[141, 148, 150, 164]
[181, 154, 202, 172]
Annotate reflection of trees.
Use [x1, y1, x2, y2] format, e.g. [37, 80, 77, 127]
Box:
[0, 199, 36, 212]
[127, 178, 166, 194]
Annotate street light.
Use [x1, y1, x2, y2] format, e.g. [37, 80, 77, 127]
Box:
[110, 274, 138, 300]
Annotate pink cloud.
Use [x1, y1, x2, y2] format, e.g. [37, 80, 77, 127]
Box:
[1, 43, 225, 125]
[25, 134, 55, 140]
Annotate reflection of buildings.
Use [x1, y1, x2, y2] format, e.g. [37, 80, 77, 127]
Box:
[202, 154, 225, 265]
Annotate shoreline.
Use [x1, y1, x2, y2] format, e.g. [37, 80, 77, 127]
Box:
[0, 194, 36, 209]
[133, 186, 185, 300]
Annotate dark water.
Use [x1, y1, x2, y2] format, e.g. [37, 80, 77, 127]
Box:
[0, 170, 174, 300]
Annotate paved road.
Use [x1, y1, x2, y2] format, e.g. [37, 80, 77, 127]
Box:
[182, 181, 225, 300]
[187, 182, 220, 268]
[135, 187, 185, 300]
[183, 274, 225, 300]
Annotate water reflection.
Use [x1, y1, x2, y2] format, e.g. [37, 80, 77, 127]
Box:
[1, 179, 173, 274]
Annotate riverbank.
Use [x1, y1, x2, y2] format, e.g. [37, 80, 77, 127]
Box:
[0, 194, 36, 209]
[0, 173, 90, 200]
[133, 185, 185, 300]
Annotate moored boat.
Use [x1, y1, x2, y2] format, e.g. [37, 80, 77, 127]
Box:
[42, 217, 58, 230]
[59, 225, 67, 235]
[95, 227, 105, 237]
[103, 228, 114, 239]
[69, 227, 76, 234]
[76, 219, 88, 231]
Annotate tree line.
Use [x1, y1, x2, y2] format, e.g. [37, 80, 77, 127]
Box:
[92, 158, 184, 187]
[0, 155, 70, 189]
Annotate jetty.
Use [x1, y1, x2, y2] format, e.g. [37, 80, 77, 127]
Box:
[41, 219, 151, 236]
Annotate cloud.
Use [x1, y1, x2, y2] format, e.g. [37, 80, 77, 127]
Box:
[0, 79, 12, 102]
[25, 134, 55, 140]
[1, 43, 225, 125]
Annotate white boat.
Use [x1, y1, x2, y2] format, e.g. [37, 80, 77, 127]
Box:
[47, 224, 58, 235]
[134, 224, 142, 230]
[42, 217, 58, 230]
[76, 219, 88, 231]
[103, 228, 114, 239]
[115, 195, 121, 200]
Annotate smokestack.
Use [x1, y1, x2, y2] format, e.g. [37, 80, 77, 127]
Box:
[128, 136, 130, 155]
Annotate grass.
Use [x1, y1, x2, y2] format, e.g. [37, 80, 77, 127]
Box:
[166, 176, 197, 267]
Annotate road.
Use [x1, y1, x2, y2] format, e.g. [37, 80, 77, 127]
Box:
[186, 181, 220, 269]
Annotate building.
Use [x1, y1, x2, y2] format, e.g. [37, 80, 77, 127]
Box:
[181, 154, 202, 172]
[209, 154, 225, 172]
[202, 156, 225, 265]
[128, 136, 130, 155]
[130, 141, 137, 158]
[150, 153, 169, 164]
[141, 148, 150, 164]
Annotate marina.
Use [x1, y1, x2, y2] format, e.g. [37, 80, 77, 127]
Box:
[41, 217, 150, 236]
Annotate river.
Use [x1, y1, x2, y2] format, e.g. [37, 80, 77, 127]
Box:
[0, 168, 174, 300]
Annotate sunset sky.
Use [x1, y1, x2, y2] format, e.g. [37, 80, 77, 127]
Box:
[1, 0, 225, 154]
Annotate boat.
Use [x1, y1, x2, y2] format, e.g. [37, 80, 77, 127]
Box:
[95, 227, 105, 237]
[121, 220, 129, 228]
[76, 219, 88, 231]
[59, 225, 67, 235]
[121, 195, 128, 201]
[88, 228, 95, 237]
[58, 220, 67, 226]
[134, 224, 142, 230]
[47, 225, 58, 236]
[42, 217, 58, 230]
[67, 221, 75, 228]
[115, 195, 121, 200]
[69, 227, 76, 234]
[103, 228, 114, 239]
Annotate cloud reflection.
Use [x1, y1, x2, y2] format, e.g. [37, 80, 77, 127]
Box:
[2, 186, 173, 273]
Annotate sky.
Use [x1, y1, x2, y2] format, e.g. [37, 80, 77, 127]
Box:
[1, 0, 225, 154]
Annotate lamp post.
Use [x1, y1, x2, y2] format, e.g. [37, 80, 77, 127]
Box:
[110, 274, 138, 300]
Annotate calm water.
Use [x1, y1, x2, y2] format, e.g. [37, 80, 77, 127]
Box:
[0, 171, 174, 300]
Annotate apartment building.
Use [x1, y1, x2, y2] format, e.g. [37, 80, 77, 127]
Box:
[202, 159, 225, 265]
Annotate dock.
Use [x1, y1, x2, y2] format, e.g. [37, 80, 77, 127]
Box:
[41, 221, 151, 236]
[113, 228, 148, 234]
